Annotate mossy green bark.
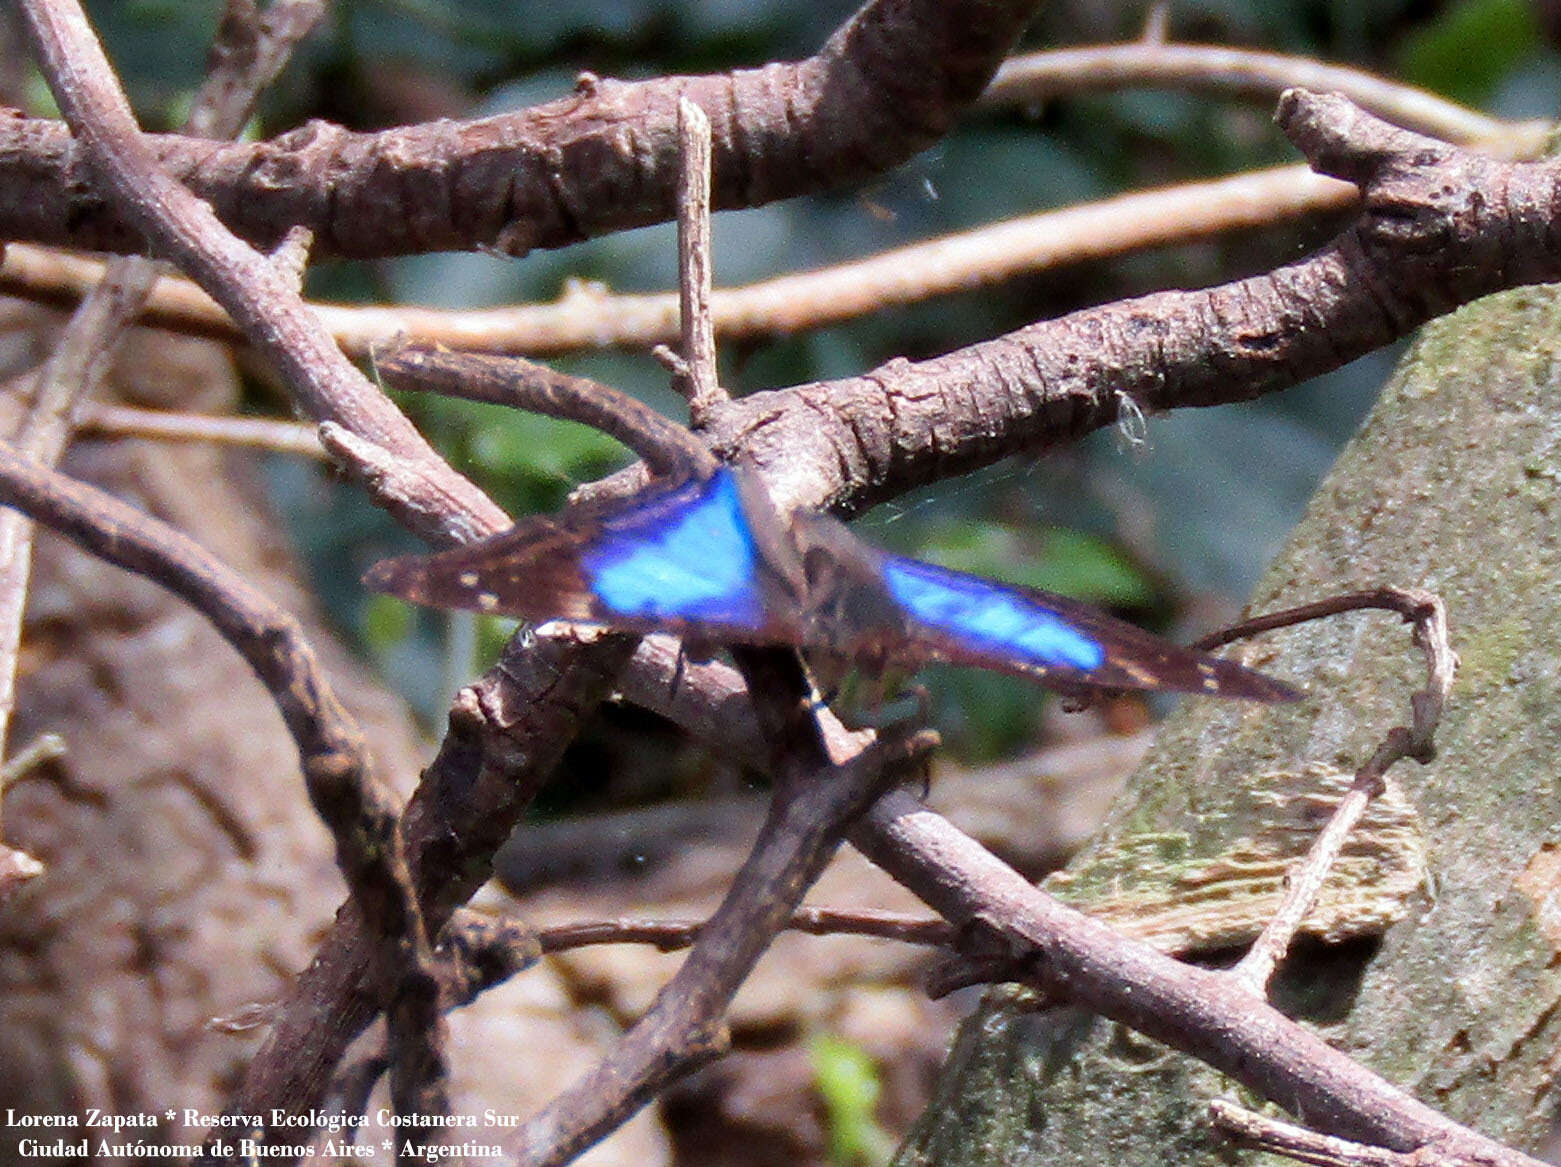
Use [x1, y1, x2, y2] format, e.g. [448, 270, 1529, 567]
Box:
[896, 285, 1561, 1165]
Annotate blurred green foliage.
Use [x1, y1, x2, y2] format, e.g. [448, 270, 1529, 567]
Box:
[808, 1032, 895, 1167]
[1396, 0, 1540, 105]
[75, 0, 1561, 763]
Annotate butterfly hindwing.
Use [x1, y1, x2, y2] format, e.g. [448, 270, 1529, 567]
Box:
[363, 467, 804, 645]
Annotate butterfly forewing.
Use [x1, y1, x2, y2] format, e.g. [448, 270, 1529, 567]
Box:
[362, 515, 599, 622]
[876, 555, 1298, 702]
[578, 468, 771, 631]
[363, 468, 804, 645]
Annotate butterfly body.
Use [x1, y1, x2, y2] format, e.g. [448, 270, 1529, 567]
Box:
[363, 465, 1298, 703]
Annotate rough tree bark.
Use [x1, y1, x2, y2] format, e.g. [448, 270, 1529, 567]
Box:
[895, 283, 1561, 1163]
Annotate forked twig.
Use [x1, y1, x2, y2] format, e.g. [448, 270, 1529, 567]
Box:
[1195, 589, 1456, 992]
[1209, 1099, 1471, 1167]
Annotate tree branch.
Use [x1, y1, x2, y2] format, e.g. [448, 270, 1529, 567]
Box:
[0, 0, 1039, 260]
[983, 42, 1543, 153]
[0, 161, 1355, 355]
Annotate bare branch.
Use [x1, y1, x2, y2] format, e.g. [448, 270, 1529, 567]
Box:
[76, 403, 326, 458]
[534, 905, 952, 954]
[0, 0, 1041, 261]
[373, 344, 713, 481]
[434, 905, 950, 989]
[185, 0, 324, 140]
[1208, 591, 1455, 992]
[1208, 1100, 1471, 1167]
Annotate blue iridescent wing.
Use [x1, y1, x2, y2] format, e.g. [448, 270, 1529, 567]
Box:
[363, 467, 803, 643]
[873, 554, 1298, 701]
[783, 509, 1295, 701]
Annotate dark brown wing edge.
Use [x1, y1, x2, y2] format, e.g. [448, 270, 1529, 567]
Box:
[361, 517, 604, 622]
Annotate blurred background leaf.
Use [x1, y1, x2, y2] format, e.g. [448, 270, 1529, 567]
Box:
[808, 1032, 894, 1167]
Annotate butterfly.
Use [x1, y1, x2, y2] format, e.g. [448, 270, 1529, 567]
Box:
[362, 464, 1299, 703]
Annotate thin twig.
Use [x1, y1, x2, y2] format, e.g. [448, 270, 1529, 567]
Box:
[0, 164, 1356, 355]
[76, 402, 327, 458]
[437, 905, 951, 984]
[1219, 591, 1453, 993]
[0, 733, 66, 785]
[1209, 1100, 1448, 1167]
[983, 43, 1542, 154]
[373, 344, 713, 481]
[674, 98, 725, 423]
[184, 0, 325, 140]
[537, 905, 953, 953]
